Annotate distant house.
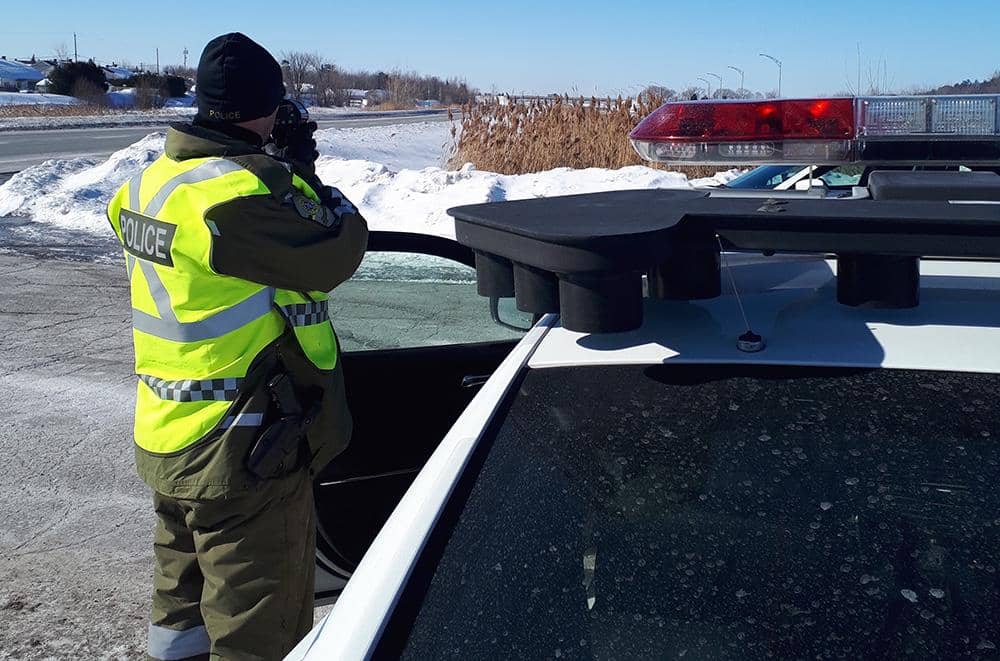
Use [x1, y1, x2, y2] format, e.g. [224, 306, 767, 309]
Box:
[27, 59, 57, 77]
[103, 65, 136, 81]
[0, 57, 44, 91]
[345, 88, 389, 108]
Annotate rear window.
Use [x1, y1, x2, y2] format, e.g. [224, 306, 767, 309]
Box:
[383, 365, 1000, 659]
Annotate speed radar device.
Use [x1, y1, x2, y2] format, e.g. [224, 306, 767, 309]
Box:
[272, 98, 310, 145]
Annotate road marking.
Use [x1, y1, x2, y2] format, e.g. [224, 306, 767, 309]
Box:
[89, 134, 146, 141]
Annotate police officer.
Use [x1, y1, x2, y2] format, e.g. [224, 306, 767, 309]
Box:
[106, 33, 368, 660]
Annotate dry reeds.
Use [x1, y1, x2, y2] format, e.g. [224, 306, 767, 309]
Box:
[448, 95, 722, 178]
[0, 103, 113, 118]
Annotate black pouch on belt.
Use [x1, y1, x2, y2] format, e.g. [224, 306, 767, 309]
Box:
[246, 372, 321, 479]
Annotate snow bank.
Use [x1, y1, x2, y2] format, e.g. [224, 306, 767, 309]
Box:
[0, 120, 738, 253]
[0, 91, 80, 106]
[0, 133, 163, 233]
[106, 90, 197, 110]
[314, 121, 455, 171]
[318, 160, 733, 238]
[0, 90, 194, 111]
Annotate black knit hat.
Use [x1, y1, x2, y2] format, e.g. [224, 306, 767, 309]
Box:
[196, 33, 284, 123]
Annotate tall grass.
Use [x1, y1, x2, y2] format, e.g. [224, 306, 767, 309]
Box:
[0, 104, 113, 118]
[448, 95, 722, 178]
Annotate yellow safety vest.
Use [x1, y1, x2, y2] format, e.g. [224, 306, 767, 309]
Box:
[107, 155, 339, 454]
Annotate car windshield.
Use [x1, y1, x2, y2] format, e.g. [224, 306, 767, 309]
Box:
[725, 165, 807, 189]
[384, 364, 1000, 659]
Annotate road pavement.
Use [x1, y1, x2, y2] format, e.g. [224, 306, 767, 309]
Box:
[0, 111, 449, 172]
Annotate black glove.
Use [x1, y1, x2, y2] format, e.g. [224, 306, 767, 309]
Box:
[272, 120, 319, 176]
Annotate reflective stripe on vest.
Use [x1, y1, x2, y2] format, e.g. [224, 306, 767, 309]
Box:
[139, 374, 243, 402]
[127, 161, 276, 343]
[131, 272, 276, 342]
[278, 299, 330, 327]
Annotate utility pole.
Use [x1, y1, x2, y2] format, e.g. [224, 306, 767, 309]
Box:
[73, 32, 78, 62]
[707, 72, 723, 98]
[156, 48, 160, 74]
[183, 47, 189, 68]
[759, 53, 782, 97]
[728, 65, 745, 97]
[697, 76, 712, 100]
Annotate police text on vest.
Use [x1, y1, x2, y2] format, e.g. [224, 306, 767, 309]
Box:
[120, 210, 177, 267]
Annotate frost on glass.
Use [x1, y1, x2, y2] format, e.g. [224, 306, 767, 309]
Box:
[397, 366, 1000, 660]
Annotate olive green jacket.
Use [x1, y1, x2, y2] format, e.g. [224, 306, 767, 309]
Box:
[134, 123, 368, 499]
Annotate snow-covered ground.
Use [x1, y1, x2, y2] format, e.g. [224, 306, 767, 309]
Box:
[0, 91, 81, 106]
[0, 120, 738, 258]
[0, 90, 197, 111]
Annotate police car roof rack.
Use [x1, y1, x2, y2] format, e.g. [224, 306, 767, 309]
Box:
[448, 171, 1000, 334]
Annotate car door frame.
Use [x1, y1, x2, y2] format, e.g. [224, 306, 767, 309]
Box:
[313, 229, 514, 602]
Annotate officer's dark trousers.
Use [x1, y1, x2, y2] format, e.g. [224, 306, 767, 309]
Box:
[146, 469, 315, 661]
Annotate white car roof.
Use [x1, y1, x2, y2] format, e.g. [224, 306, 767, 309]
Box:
[529, 256, 1000, 374]
[292, 254, 1000, 660]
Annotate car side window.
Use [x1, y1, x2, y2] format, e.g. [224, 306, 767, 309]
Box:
[328, 250, 525, 351]
[766, 172, 791, 186]
[820, 165, 864, 187]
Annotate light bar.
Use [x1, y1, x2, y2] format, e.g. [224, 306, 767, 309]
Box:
[631, 94, 1000, 165]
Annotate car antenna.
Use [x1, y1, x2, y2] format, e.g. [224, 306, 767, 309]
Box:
[716, 234, 766, 352]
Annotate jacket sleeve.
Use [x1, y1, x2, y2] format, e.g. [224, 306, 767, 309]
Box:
[205, 192, 369, 292]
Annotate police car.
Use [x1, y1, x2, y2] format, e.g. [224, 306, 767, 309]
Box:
[293, 95, 1000, 659]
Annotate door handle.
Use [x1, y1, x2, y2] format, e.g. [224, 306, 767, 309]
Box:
[461, 374, 491, 389]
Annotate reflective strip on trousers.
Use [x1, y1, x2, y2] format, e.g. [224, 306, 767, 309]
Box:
[221, 412, 264, 428]
[278, 300, 330, 327]
[148, 623, 210, 660]
[139, 374, 243, 402]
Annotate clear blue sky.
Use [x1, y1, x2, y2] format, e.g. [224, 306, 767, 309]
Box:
[1, 0, 997, 97]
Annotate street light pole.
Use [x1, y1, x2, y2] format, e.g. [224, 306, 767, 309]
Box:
[759, 53, 782, 97]
[707, 72, 723, 97]
[696, 76, 711, 99]
[728, 65, 745, 97]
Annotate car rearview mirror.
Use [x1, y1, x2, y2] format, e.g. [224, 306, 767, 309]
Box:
[490, 297, 535, 332]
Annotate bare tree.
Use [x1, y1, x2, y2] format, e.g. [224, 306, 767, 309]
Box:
[642, 85, 675, 100]
[309, 62, 342, 107]
[163, 65, 196, 80]
[387, 69, 422, 108]
[53, 42, 70, 60]
[679, 86, 701, 101]
[280, 51, 322, 101]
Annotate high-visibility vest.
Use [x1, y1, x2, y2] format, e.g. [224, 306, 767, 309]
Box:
[107, 155, 339, 454]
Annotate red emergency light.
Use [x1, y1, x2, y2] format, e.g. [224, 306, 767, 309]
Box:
[631, 95, 1000, 165]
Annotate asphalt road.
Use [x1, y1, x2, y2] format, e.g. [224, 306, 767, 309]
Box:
[0, 111, 450, 173]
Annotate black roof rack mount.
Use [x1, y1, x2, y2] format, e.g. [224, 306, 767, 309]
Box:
[448, 174, 1000, 334]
